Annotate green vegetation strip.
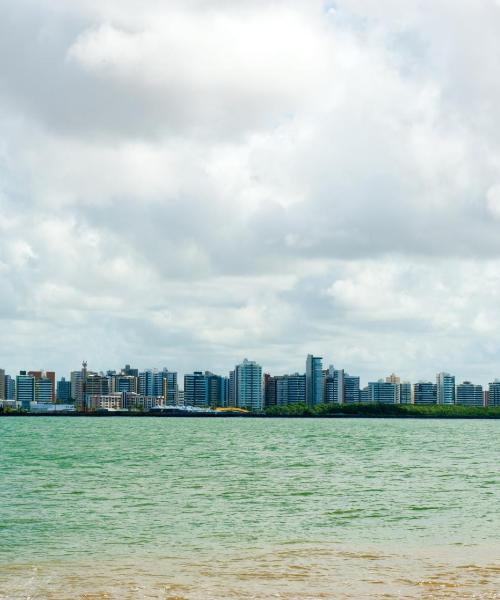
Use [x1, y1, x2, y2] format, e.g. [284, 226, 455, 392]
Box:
[264, 403, 500, 418]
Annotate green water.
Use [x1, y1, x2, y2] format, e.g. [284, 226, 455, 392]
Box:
[0, 417, 499, 599]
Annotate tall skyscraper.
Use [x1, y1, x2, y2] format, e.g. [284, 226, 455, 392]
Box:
[306, 355, 323, 406]
[436, 372, 455, 405]
[235, 359, 263, 411]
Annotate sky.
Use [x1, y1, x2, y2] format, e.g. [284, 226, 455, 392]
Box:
[2, 0, 500, 385]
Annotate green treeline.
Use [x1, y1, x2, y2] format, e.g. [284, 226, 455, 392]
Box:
[265, 403, 500, 419]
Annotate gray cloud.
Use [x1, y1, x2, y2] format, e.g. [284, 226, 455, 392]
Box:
[2, 0, 500, 385]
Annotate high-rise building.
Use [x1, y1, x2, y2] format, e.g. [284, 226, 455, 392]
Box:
[275, 373, 306, 405]
[344, 375, 361, 404]
[413, 381, 436, 405]
[139, 370, 154, 397]
[263, 374, 277, 407]
[235, 359, 263, 411]
[28, 371, 56, 402]
[368, 380, 398, 404]
[436, 372, 455, 405]
[57, 377, 72, 403]
[113, 375, 137, 394]
[184, 372, 208, 407]
[71, 371, 83, 403]
[399, 382, 412, 404]
[35, 377, 53, 403]
[384, 374, 412, 404]
[206, 373, 228, 408]
[488, 380, 500, 407]
[122, 364, 139, 378]
[16, 372, 35, 409]
[161, 371, 178, 405]
[324, 366, 360, 404]
[5, 375, 15, 400]
[306, 355, 323, 406]
[0, 369, 5, 400]
[456, 382, 483, 407]
[229, 369, 237, 407]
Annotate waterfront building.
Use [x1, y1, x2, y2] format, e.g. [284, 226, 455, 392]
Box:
[360, 386, 370, 403]
[177, 389, 185, 405]
[400, 382, 412, 404]
[160, 370, 178, 405]
[122, 393, 165, 411]
[70, 371, 83, 403]
[29, 371, 56, 402]
[56, 378, 72, 403]
[263, 374, 277, 407]
[139, 370, 154, 397]
[324, 366, 360, 404]
[35, 377, 53, 403]
[16, 372, 35, 410]
[276, 373, 306, 405]
[436, 372, 455, 405]
[488, 380, 500, 407]
[235, 359, 263, 411]
[384, 374, 412, 404]
[184, 372, 208, 407]
[86, 374, 110, 397]
[306, 355, 323, 406]
[368, 380, 399, 404]
[456, 382, 484, 407]
[88, 393, 123, 411]
[228, 369, 237, 407]
[113, 374, 137, 394]
[344, 375, 361, 404]
[413, 381, 436, 405]
[0, 369, 5, 400]
[5, 375, 15, 400]
[206, 372, 229, 408]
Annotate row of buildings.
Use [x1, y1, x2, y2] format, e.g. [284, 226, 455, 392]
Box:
[1, 357, 500, 412]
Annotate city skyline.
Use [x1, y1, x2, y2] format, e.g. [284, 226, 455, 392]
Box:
[4, 356, 500, 412]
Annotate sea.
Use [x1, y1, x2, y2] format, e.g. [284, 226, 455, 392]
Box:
[0, 417, 499, 599]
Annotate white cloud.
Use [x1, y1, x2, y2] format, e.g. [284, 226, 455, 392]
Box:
[2, 0, 500, 384]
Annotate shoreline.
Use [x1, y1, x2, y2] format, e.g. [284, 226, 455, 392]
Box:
[2, 411, 500, 419]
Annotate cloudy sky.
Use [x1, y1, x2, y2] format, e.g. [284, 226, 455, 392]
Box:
[2, 0, 500, 384]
